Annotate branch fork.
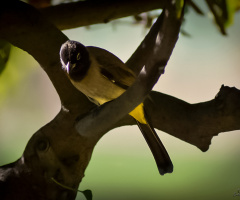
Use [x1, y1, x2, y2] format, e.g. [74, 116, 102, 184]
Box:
[1, 1, 239, 200]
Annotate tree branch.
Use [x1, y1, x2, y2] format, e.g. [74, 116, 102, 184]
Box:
[97, 85, 240, 153]
[0, 2, 185, 199]
[75, 2, 184, 141]
[1, 1, 240, 200]
[2, 85, 240, 200]
[145, 85, 240, 151]
[0, 0, 93, 112]
[126, 4, 182, 74]
[40, 0, 165, 30]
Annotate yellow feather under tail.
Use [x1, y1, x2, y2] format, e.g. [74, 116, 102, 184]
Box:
[129, 103, 147, 124]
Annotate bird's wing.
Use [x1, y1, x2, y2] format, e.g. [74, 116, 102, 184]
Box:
[87, 46, 136, 88]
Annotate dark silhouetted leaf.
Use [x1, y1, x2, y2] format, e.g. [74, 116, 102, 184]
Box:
[0, 40, 11, 75]
[81, 189, 93, 200]
[205, 0, 240, 35]
[187, 0, 204, 15]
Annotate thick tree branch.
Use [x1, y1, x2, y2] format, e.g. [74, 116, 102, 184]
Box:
[40, 0, 165, 30]
[146, 85, 240, 151]
[1, 85, 240, 199]
[1, 1, 239, 200]
[75, 2, 184, 141]
[0, 1, 185, 199]
[0, 0, 93, 112]
[100, 85, 240, 152]
[126, 5, 182, 74]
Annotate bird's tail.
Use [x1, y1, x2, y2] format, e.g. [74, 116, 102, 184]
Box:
[136, 112, 173, 175]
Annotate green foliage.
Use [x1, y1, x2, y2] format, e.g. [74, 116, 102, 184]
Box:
[226, 0, 240, 26]
[178, 0, 240, 35]
[176, 0, 185, 18]
[205, 0, 240, 34]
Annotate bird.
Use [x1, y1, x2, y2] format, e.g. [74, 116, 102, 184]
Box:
[60, 40, 173, 175]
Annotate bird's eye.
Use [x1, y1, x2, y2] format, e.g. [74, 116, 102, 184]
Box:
[77, 53, 81, 60]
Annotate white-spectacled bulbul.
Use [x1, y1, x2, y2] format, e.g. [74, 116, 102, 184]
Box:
[60, 40, 173, 175]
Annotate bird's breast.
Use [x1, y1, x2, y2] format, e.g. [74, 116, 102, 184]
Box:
[71, 64, 125, 105]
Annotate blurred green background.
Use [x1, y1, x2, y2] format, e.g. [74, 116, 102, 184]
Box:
[0, 2, 240, 200]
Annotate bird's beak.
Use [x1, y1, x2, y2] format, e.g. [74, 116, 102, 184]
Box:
[66, 62, 70, 74]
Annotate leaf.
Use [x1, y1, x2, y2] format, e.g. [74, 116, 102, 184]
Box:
[81, 189, 93, 200]
[0, 40, 11, 75]
[187, 0, 204, 15]
[205, 0, 228, 35]
[175, 0, 185, 18]
[225, 0, 240, 26]
[205, 0, 240, 35]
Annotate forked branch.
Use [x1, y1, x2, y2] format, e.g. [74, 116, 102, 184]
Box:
[75, 2, 184, 141]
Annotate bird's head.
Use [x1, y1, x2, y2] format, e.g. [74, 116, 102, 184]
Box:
[60, 40, 90, 81]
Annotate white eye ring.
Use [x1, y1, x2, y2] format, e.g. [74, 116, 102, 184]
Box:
[77, 53, 81, 60]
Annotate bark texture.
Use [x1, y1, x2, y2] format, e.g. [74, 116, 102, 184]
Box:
[0, 1, 239, 200]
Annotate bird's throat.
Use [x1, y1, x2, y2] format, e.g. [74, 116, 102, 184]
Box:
[69, 63, 90, 82]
